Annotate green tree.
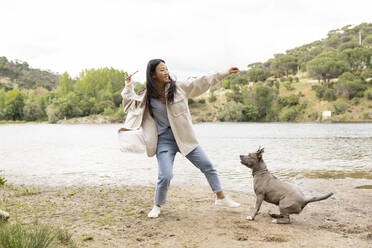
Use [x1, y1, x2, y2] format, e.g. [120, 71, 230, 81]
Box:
[4, 89, 25, 120]
[333, 99, 348, 114]
[217, 101, 245, 122]
[23, 99, 43, 121]
[341, 47, 372, 74]
[0, 88, 6, 119]
[57, 72, 74, 96]
[335, 72, 367, 99]
[364, 34, 372, 47]
[246, 68, 268, 82]
[251, 83, 277, 120]
[307, 51, 349, 87]
[337, 41, 360, 52]
[270, 54, 298, 77]
[46, 103, 62, 123]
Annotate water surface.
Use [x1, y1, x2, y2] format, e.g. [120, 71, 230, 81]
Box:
[1, 123, 371, 192]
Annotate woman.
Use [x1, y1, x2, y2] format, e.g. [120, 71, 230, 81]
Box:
[120, 59, 240, 218]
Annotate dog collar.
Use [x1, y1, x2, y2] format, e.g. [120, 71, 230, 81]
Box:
[252, 169, 269, 177]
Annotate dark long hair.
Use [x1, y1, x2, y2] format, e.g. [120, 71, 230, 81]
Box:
[146, 59, 177, 117]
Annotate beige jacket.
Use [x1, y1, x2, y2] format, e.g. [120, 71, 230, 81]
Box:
[121, 70, 230, 157]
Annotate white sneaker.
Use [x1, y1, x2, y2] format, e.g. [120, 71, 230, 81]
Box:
[215, 195, 240, 208]
[147, 205, 161, 218]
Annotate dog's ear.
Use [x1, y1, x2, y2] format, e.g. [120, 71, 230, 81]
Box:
[256, 145, 264, 160]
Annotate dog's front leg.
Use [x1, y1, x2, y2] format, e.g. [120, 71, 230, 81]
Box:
[247, 194, 264, 221]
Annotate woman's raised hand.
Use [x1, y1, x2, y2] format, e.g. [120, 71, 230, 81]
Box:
[124, 70, 138, 85]
[124, 75, 133, 85]
[228, 67, 239, 74]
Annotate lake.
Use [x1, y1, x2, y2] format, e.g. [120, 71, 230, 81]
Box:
[1, 123, 371, 192]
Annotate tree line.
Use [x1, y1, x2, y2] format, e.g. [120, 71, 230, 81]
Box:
[0, 68, 128, 123]
[0, 23, 371, 123]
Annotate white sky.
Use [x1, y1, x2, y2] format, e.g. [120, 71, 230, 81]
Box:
[1, 0, 371, 82]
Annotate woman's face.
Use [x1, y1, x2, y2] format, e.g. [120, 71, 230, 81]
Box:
[153, 62, 170, 85]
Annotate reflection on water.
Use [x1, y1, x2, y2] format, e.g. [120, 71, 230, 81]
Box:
[0, 123, 371, 192]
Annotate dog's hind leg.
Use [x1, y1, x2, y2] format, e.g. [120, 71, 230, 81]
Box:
[270, 213, 285, 219]
[272, 209, 290, 224]
[273, 214, 290, 224]
[272, 200, 293, 224]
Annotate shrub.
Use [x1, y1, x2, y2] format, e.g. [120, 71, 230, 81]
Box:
[92, 100, 115, 114]
[323, 88, 336, 101]
[251, 84, 276, 119]
[23, 101, 44, 121]
[312, 85, 336, 101]
[308, 112, 319, 121]
[283, 82, 294, 90]
[367, 92, 372, 100]
[242, 103, 259, 121]
[225, 91, 243, 103]
[134, 83, 146, 94]
[0, 172, 6, 186]
[221, 79, 230, 89]
[361, 68, 372, 80]
[3, 90, 25, 120]
[352, 97, 360, 105]
[335, 72, 367, 99]
[279, 106, 298, 121]
[112, 91, 123, 107]
[208, 94, 217, 102]
[46, 104, 62, 123]
[198, 99, 206, 104]
[0, 223, 58, 248]
[103, 107, 114, 116]
[217, 101, 245, 122]
[278, 94, 299, 107]
[274, 81, 280, 89]
[334, 99, 348, 114]
[116, 107, 126, 121]
[246, 68, 269, 82]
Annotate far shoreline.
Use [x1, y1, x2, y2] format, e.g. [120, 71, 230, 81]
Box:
[1, 116, 372, 125]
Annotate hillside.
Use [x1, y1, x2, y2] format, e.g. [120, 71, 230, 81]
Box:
[0, 56, 59, 90]
[189, 77, 372, 123]
[193, 23, 372, 123]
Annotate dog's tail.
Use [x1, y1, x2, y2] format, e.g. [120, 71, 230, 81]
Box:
[305, 192, 333, 205]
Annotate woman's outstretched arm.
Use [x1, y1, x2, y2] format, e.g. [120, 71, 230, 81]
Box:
[178, 67, 239, 98]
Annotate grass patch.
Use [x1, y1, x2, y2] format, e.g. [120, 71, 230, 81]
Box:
[0, 175, 7, 186]
[355, 185, 372, 189]
[14, 187, 41, 197]
[0, 222, 77, 248]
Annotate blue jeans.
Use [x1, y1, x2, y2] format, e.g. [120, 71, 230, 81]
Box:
[154, 127, 222, 205]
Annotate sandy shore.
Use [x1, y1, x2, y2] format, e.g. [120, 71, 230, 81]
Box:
[1, 178, 372, 248]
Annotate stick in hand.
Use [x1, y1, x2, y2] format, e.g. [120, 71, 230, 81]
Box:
[125, 70, 138, 84]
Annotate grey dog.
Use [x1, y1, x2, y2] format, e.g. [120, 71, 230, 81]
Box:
[240, 146, 333, 224]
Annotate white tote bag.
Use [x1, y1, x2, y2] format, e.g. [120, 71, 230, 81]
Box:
[118, 128, 146, 153]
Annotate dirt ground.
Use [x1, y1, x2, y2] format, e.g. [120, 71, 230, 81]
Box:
[1, 178, 371, 248]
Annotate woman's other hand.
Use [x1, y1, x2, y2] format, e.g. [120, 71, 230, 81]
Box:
[228, 67, 239, 74]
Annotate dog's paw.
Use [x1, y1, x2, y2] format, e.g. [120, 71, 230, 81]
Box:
[272, 219, 278, 224]
[246, 216, 253, 221]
